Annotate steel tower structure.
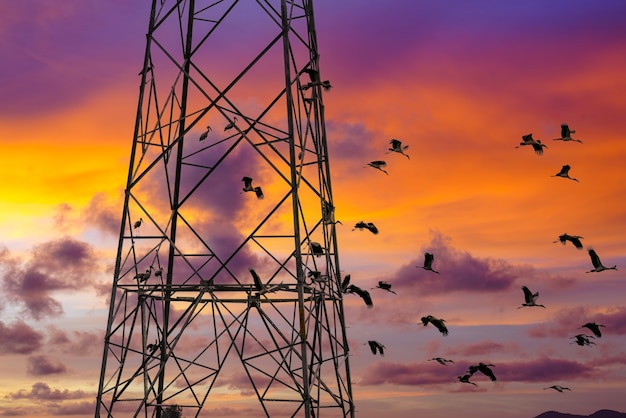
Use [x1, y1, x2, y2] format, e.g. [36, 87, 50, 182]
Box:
[96, 1, 354, 417]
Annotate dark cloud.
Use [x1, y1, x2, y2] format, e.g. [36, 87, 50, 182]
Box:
[26, 355, 67, 376]
[445, 340, 520, 357]
[0, 320, 44, 355]
[527, 305, 626, 339]
[5, 382, 87, 401]
[496, 357, 594, 383]
[358, 360, 460, 386]
[0, 238, 99, 319]
[388, 231, 532, 295]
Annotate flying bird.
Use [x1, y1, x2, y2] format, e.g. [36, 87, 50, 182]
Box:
[417, 252, 439, 274]
[345, 284, 373, 308]
[387, 139, 410, 159]
[457, 374, 477, 386]
[553, 124, 582, 143]
[551, 164, 579, 182]
[544, 385, 571, 392]
[373, 281, 396, 294]
[241, 176, 264, 199]
[518, 285, 545, 309]
[428, 357, 454, 366]
[353, 221, 379, 234]
[420, 315, 448, 336]
[570, 334, 595, 347]
[365, 160, 388, 175]
[340, 274, 351, 293]
[553, 233, 584, 249]
[224, 116, 238, 131]
[586, 249, 618, 273]
[198, 125, 212, 141]
[516, 133, 547, 155]
[468, 363, 497, 381]
[580, 322, 606, 338]
[366, 340, 385, 356]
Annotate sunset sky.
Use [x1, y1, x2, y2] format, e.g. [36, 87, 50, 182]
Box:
[1, 1, 626, 417]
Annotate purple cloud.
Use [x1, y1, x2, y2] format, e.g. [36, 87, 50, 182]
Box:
[5, 382, 87, 401]
[0, 320, 44, 355]
[445, 340, 520, 357]
[26, 355, 67, 376]
[46, 327, 102, 356]
[527, 306, 626, 339]
[1, 238, 98, 319]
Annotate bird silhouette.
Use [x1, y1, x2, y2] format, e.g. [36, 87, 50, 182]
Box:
[366, 340, 385, 356]
[301, 69, 332, 90]
[133, 218, 143, 229]
[586, 249, 618, 273]
[241, 177, 264, 199]
[340, 274, 351, 293]
[134, 266, 153, 282]
[428, 357, 454, 366]
[345, 284, 373, 308]
[420, 315, 448, 336]
[580, 322, 606, 338]
[518, 285, 545, 309]
[372, 281, 396, 294]
[309, 241, 326, 257]
[570, 334, 595, 347]
[553, 124, 582, 143]
[417, 252, 439, 274]
[516, 133, 547, 155]
[353, 221, 379, 234]
[553, 233, 584, 249]
[224, 116, 238, 131]
[544, 385, 571, 392]
[249, 269, 287, 295]
[198, 125, 212, 141]
[386, 139, 410, 159]
[468, 362, 497, 381]
[551, 164, 579, 182]
[365, 160, 388, 175]
[457, 374, 477, 386]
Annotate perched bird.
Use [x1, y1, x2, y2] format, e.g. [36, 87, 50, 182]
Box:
[553, 124, 582, 143]
[551, 164, 579, 182]
[570, 334, 595, 347]
[224, 116, 238, 131]
[249, 268, 287, 295]
[301, 68, 333, 91]
[387, 139, 410, 159]
[468, 363, 497, 381]
[241, 177, 264, 199]
[420, 315, 448, 336]
[518, 285, 545, 309]
[133, 218, 143, 229]
[365, 160, 388, 175]
[353, 221, 379, 234]
[198, 125, 212, 141]
[146, 341, 159, 353]
[345, 284, 373, 308]
[309, 241, 325, 257]
[544, 385, 571, 392]
[373, 281, 396, 294]
[134, 266, 153, 282]
[417, 252, 439, 274]
[516, 133, 547, 155]
[428, 357, 454, 366]
[154, 266, 163, 278]
[586, 249, 618, 273]
[553, 233, 584, 249]
[580, 322, 606, 338]
[457, 374, 477, 386]
[366, 340, 385, 356]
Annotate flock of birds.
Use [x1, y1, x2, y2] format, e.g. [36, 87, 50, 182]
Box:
[346, 125, 620, 390]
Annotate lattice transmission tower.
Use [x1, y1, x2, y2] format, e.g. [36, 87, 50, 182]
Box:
[96, 1, 354, 417]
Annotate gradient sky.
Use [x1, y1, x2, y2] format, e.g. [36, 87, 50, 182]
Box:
[2, 1, 626, 417]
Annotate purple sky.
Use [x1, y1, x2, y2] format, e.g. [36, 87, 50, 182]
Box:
[1, 1, 626, 417]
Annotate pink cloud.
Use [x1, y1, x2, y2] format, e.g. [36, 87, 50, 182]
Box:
[26, 355, 67, 376]
[5, 382, 88, 401]
[0, 320, 43, 354]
